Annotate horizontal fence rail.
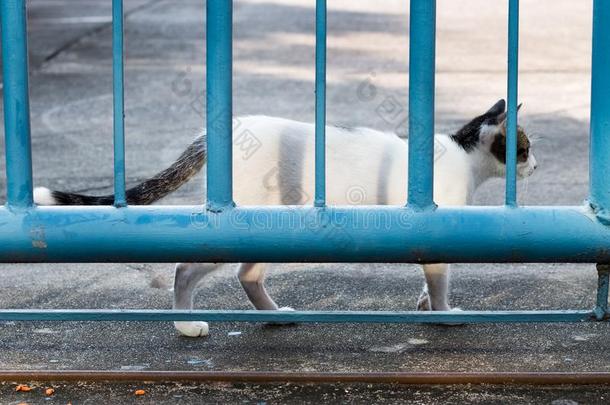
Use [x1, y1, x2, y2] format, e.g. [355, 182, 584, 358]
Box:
[0, 309, 602, 323]
[0, 206, 609, 263]
[0, 0, 609, 330]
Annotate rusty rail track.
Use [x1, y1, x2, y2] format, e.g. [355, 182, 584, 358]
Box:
[1, 371, 610, 385]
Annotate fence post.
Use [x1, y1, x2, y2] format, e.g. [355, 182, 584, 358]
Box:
[589, 0, 610, 223]
[505, 0, 519, 206]
[407, 0, 436, 209]
[206, 0, 234, 211]
[1, 0, 34, 208]
[112, 0, 127, 207]
[314, 0, 327, 207]
[595, 264, 610, 320]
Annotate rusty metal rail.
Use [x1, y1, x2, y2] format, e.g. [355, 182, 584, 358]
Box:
[1, 371, 610, 385]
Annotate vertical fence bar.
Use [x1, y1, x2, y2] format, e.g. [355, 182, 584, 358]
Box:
[206, 0, 234, 211]
[407, 0, 436, 209]
[1, 0, 34, 208]
[505, 0, 519, 206]
[595, 265, 610, 320]
[589, 0, 610, 216]
[112, 0, 127, 207]
[314, 0, 327, 207]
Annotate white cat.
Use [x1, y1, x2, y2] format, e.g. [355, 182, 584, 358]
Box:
[34, 99, 537, 337]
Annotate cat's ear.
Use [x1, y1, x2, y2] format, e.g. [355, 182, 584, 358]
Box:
[497, 103, 523, 127]
[483, 99, 507, 126]
[485, 99, 506, 116]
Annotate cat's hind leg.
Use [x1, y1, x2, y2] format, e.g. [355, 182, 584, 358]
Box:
[238, 263, 295, 325]
[417, 263, 451, 311]
[237, 262, 293, 312]
[173, 262, 222, 337]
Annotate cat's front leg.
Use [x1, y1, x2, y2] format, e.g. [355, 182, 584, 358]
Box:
[417, 263, 451, 311]
[173, 262, 223, 337]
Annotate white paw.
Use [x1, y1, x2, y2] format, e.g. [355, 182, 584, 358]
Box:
[174, 321, 209, 337]
[267, 306, 296, 326]
[416, 291, 431, 311]
[440, 308, 464, 326]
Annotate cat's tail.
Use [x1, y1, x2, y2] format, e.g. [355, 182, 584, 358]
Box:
[34, 133, 206, 206]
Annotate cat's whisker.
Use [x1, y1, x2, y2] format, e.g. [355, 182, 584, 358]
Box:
[528, 134, 547, 145]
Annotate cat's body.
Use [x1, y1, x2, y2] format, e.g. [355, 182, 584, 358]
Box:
[34, 100, 537, 337]
[226, 116, 473, 207]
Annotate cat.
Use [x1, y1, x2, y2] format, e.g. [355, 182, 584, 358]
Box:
[34, 99, 537, 337]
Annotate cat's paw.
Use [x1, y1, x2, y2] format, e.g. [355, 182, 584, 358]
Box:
[174, 321, 209, 337]
[267, 306, 296, 326]
[416, 292, 463, 325]
[416, 291, 431, 311]
[416, 290, 453, 312]
[439, 308, 465, 327]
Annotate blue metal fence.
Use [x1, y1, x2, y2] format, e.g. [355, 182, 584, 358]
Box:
[0, 0, 609, 324]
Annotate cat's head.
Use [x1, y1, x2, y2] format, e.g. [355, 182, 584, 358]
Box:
[452, 99, 537, 179]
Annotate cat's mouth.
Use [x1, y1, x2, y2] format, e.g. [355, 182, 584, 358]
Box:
[516, 155, 538, 179]
[517, 170, 532, 179]
[517, 165, 536, 179]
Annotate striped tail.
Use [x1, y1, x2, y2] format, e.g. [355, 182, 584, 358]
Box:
[34, 134, 206, 206]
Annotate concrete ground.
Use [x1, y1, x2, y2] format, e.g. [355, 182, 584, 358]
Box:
[0, 0, 608, 403]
